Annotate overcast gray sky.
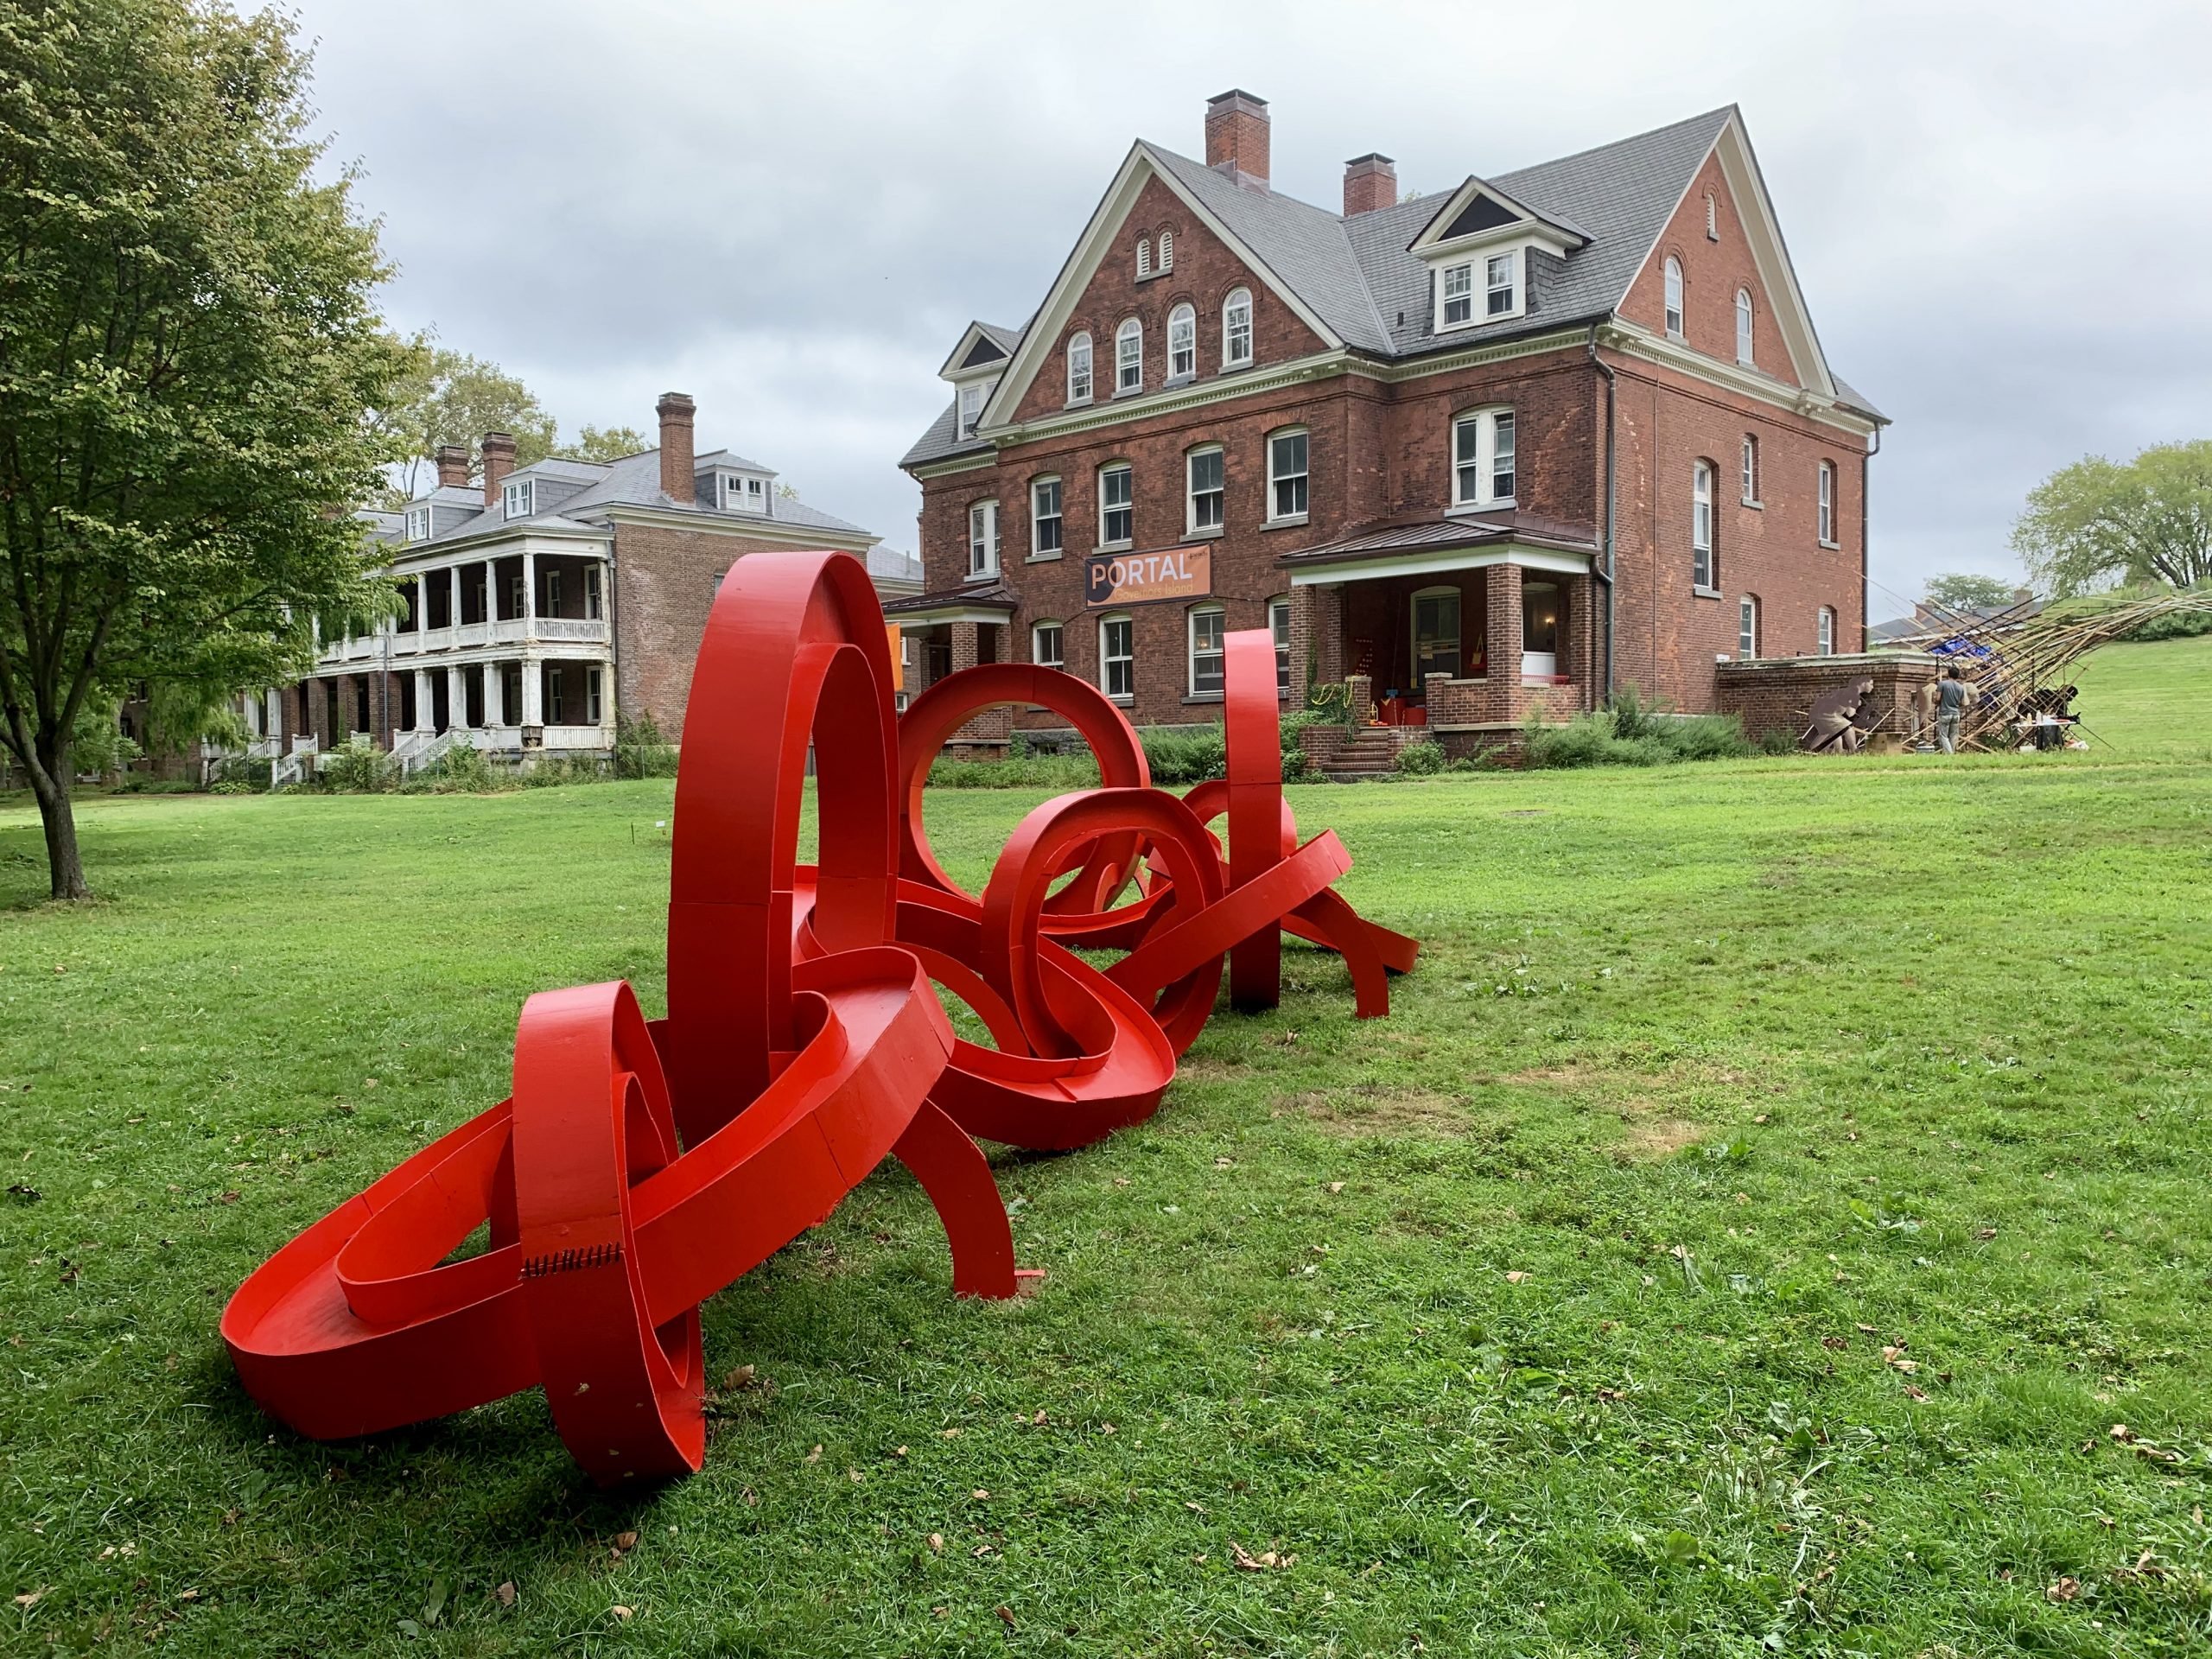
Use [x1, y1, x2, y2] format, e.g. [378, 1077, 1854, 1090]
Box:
[292, 0, 2212, 620]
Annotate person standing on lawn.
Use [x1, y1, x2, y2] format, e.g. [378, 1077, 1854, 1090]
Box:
[1935, 665, 1969, 753]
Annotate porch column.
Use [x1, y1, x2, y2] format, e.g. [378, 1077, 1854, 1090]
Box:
[413, 669, 435, 733]
[449, 565, 463, 628]
[521, 550, 536, 624]
[1484, 563, 1524, 724]
[520, 656, 543, 728]
[1566, 575, 1597, 709]
[950, 621, 980, 676]
[447, 664, 468, 730]
[1301, 584, 1345, 687]
[264, 689, 281, 738]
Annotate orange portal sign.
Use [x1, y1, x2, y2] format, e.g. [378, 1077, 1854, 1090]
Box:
[1085, 544, 1211, 607]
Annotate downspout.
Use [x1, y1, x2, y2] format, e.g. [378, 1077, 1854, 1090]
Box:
[1860, 421, 1881, 650]
[1586, 325, 1618, 702]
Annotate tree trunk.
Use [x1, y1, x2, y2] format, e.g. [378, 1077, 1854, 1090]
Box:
[26, 737, 90, 901]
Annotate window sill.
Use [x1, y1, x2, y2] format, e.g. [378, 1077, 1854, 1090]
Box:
[1164, 373, 1197, 391]
[1819, 539, 1841, 551]
[963, 571, 1000, 584]
[1065, 396, 1091, 410]
[1741, 499, 1763, 511]
[1095, 540, 1133, 556]
[1261, 514, 1309, 532]
[1220, 357, 1255, 374]
[1107, 694, 1135, 707]
[1183, 692, 1224, 705]
[1025, 550, 1064, 563]
[1692, 585, 1723, 601]
[1183, 524, 1224, 541]
[1111, 385, 1144, 399]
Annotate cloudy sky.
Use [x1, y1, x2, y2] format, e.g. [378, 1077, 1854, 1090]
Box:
[292, 0, 2212, 619]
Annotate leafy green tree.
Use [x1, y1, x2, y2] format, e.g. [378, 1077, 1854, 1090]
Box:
[1922, 573, 2022, 612]
[564, 423, 649, 464]
[2011, 441, 2212, 597]
[384, 341, 557, 499]
[0, 0, 410, 899]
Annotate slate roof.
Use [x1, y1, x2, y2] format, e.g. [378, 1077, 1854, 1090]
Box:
[905, 105, 1883, 468]
[1275, 512, 1600, 570]
[882, 581, 1021, 617]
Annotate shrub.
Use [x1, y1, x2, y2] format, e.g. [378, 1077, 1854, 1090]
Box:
[1522, 711, 1669, 769]
[927, 753, 1100, 790]
[1278, 709, 1331, 784]
[404, 741, 500, 794]
[320, 736, 392, 792]
[1394, 739, 1446, 775]
[613, 712, 679, 779]
[1140, 726, 1227, 785]
[207, 779, 253, 796]
[523, 753, 609, 788]
[1522, 691, 1756, 769]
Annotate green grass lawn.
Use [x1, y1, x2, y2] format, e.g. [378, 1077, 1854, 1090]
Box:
[3, 639, 2209, 1657]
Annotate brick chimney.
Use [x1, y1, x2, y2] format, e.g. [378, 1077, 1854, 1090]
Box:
[435, 443, 470, 489]
[1343, 152, 1396, 216]
[1205, 89, 1269, 190]
[657, 392, 696, 503]
[480, 431, 516, 506]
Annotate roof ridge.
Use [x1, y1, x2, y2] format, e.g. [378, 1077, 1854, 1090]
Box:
[1493, 105, 1735, 186]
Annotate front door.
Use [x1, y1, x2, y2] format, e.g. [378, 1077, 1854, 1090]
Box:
[1522, 582, 1560, 679]
[1410, 588, 1462, 687]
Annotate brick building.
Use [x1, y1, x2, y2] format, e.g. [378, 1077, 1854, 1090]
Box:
[248, 394, 917, 776]
[893, 94, 1888, 756]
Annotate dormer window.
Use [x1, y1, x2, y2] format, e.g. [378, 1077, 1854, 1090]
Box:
[405, 505, 430, 543]
[957, 381, 983, 439]
[718, 474, 770, 514]
[503, 478, 533, 519]
[1440, 262, 1473, 327]
[1484, 250, 1517, 317]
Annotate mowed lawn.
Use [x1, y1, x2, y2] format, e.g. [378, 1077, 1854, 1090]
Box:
[3, 640, 2209, 1657]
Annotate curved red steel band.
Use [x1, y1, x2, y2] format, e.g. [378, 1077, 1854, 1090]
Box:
[222, 552, 1417, 1484]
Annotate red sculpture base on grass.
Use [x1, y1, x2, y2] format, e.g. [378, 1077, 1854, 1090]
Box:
[223, 553, 1417, 1484]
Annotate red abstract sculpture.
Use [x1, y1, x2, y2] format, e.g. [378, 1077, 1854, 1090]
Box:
[224, 552, 1415, 1484]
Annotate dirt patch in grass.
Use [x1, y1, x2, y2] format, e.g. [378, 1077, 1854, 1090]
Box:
[1503, 1063, 1712, 1160]
[1288, 1085, 1483, 1137]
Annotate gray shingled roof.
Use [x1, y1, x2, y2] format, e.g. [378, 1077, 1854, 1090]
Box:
[906, 105, 1880, 468]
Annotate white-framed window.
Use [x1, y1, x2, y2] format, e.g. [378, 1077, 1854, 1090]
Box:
[1115, 317, 1142, 394]
[1440, 261, 1474, 328]
[1706, 193, 1719, 240]
[1167, 304, 1196, 380]
[585, 666, 603, 724]
[1099, 613, 1134, 700]
[1136, 237, 1151, 278]
[1663, 256, 1684, 338]
[508, 570, 525, 617]
[1818, 461, 1837, 545]
[504, 478, 533, 518]
[545, 664, 565, 724]
[1740, 434, 1759, 505]
[1267, 428, 1308, 521]
[1411, 586, 1463, 681]
[544, 568, 562, 613]
[405, 505, 430, 543]
[1030, 476, 1063, 556]
[1066, 333, 1093, 404]
[1452, 407, 1516, 507]
[1735, 288, 1755, 366]
[1032, 619, 1064, 671]
[1158, 229, 1173, 271]
[1738, 594, 1759, 658]
[1098, 462, 1133, 547]
[1817, 606, 1837, 656]
[584, 564, 603, 620]
[1269, 595, 1293, 695]
[1188, 606, 1226, 696]
[1222, 288, 1253, 368]
[957, 381, 983, 439]
[720, 474, 766, 513]
[1693, 460, 1715, 589]
[967, 498, 999, 579]
[1485, 250, 1517, 317]
[1186, 445, 1224, 533]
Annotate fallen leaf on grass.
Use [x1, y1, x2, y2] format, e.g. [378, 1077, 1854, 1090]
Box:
[612, 1531, 638, 1551]
[610, 1605, 632, 1621]
[1855, 1323, 1878, 1336]
[723, 1364, 755, 1389]
[1881, 1345, 1919, 1374]
[493, 1582, 516, 1607]
[1229, 1542, 1296, 1572]
[893, 1446, 908, 1459]
[927, 1534, 944, 1554]
[1820, 1336, 1848, 1351]
[940, 1427, 961, 1438]
[2046, 1577, 2080, 1604]
[2107, 1423, 2134, 1442]
[1504, 1270, 1529, 1284]
[995, 1605, 1017, 1630]
[14, 1587, 49, 1608]
[971, 1489, 990, 1501]
[1903, 1383, 1929, 1402]
[1975, 1227, 1998, 1239]
[804, 1445, 822, 1465]
[1326, 1181, 1345, 1194]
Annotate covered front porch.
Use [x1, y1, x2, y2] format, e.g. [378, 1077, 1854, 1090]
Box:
[1281, 521, 1599, 738]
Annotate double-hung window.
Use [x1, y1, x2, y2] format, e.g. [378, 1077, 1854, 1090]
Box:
[1817, 607, 1836, 656]
[583, 564, 603, 620]
[1186, 446, 1224, 533]
[503, 478, 533, 518]
[1066, 333, 1093, 404]
[1167, 304, 1197, 380]
[1664, 257, 1684, 338]
[1267, 429, 1307, 521]
[967, 499, 999, 579]
[1115, 318, 1142, 394]
[1030, 476, 1063, 556]
[1188, 607, 1226, 696]
[1738, 594, 1759, 658]
[1440, 261, 1474, 327]
[1485, 251, 1516, 317]
[1032, 620, 1064, 671]
[1099, 614, 1134, 700]
[1818, 461, 1837, 545]
[1452, 409, 1516, 507]
[1692, 461, 1715, 589]
[957, 382, 983, 439]
[1270, 596, 1293, 695]
[1099, 463, 1133, 547]
[1741, 435, 1759, 505]
[406, 505, 431, 543]
[585, 667, 603, 724]
[543, 569, 562, 614]
[1222, 289, 1253, 367]
[1735, 288, 1755, 365]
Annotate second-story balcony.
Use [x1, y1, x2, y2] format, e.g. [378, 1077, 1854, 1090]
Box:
[324, 613, 609, 666]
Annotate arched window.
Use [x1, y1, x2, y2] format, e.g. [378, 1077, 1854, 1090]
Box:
[1692, 460, 1715, 589]
[1098, 613, 1135, 700]
[1188, 605, 1226, 696]
[1817, 606, 1837, 656]
[1167, 303, 1197, 380]
[1818, 460, 1837, 544]
[1664, 257, 1684, 337]
[1115, 318, 1142, 394]
[1705, 193, 1718, 240]
[1740, 434, 1759, 505]
[1066, 332, 1092, 404]
[1735, 288, 1755, 365]
[1158, 229, 1173, 271]
[1136, 238, 1151, 278]
[1452, 406, 1516, 507]
[967, 499, 999, 580]
[1738, 594, 1759, 658]
[1222, 288, 1253, 368]
[1031, 619, 1064, 671]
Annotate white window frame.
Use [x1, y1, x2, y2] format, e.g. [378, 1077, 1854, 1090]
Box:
[1410, 585, 1464, 683]
[1706, 193, 1719, 240]
[1166, 304, 1197, 381]
[957, 381, 983, 439]
[503, 478, 533, 519]
[583, 563, 603, 620]
[1818, 461, 1837, 546]
[967, 498, 999, 580]
[1269, 595, 1293, 696]
[1115, 318, 1142, 394]
[1136, 238, 1151, 279]
[1158, 229, 1173, 271]
[1266, 428, 1308, 523]
[1185, 444, 1224, 535]
[585, 666, 603, 725]
[1098, 613, 1135, 702]
[1735, 288, 1755, 366]
[1738, 594, 1758, 658]
[543, 568, 562, 613]
[1032, 619, 1064, 671]
[405, 505, 430, 543]
[1692, 460, 1715, 590]
[1098, 462, 1133, 549]
[1187, 605, 1226, 697]
[1066, 333, 1093, 405]
[1740, 435, 1759, 506]
[1451, 407, 1516, 509]
[1222, 288, 1253, 368]
[1664, 256, 1684, 338]
[1029, 475, 1063, 558]
[1817, 606, 1836, 656]
[1438, 260, 1474, 329]
[1484, 249, 1520, 319]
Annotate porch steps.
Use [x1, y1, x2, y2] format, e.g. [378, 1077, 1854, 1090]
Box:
[1310, 725, 1421, 782]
